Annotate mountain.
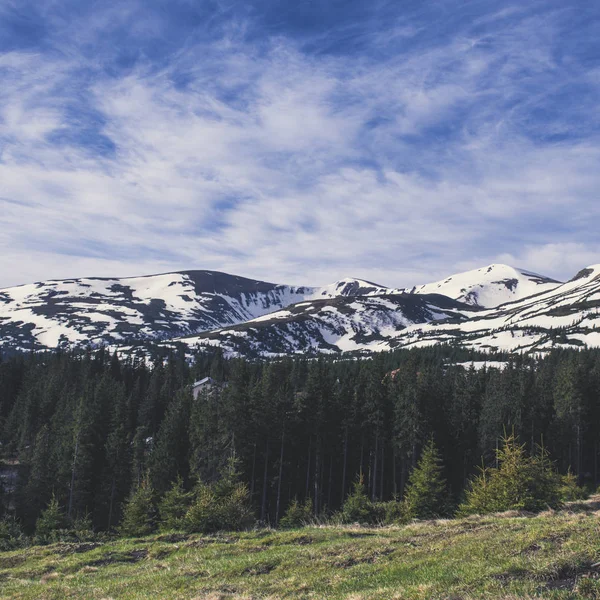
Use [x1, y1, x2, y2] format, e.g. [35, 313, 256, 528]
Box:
[0, 271, 392, 352]
[407, 264, 561, 307]
[399, 264, 600, 355]
[1, 263, 598, 358]
[172, 293, 475, 357]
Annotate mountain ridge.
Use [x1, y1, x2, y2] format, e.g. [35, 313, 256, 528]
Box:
[0, 263, 597, 357]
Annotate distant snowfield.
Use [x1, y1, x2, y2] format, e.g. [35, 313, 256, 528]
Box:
[1, 263, 600, 358]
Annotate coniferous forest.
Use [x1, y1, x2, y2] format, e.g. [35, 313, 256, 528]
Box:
[1, 346, 599, 539]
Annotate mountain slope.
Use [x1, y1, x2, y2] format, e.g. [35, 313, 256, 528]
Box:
[164, 265, 600, 358]
[172, 293, 476, 356]
[397, 264, 600, 354]
[1, 263, 596, 357]
[0, 271, 392, 351]
[407, 264, 561, 307]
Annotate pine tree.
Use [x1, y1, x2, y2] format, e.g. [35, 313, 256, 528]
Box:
[158, 476, 192, 531]
[403, 439, 450, 520]
[36, 495, 68, 540]
[340, 473, 374, 524]
[458, 434, 562, 515]
[185, 457, 254, 533]
[280, 497, 313, 529]
[119, 482, 155, 537]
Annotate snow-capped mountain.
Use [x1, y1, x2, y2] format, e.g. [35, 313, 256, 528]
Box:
[173, 293, 474, 357]
[407, 264, 561, 307]
[398, 264, 600, 355]
[1, 263, 598, 358]
[0, 271, 393, 351]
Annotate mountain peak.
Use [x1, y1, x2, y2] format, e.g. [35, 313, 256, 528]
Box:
[411, 264, 561, 308]
[316, 278, 389, 297]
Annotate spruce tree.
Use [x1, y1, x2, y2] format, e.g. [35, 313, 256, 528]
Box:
[158, 476, 192, 531]
[119, 482, 155, 537]
[340, 473, 374, 524]
[458, 434, 562, 515]
[36, 495, 68, 540]
[280, 497, 313, 529]
[403, 439, 450, 520]
[185, 458, 253, 533]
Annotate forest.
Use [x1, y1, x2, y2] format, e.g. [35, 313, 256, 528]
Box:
[0, 345, 598, 536]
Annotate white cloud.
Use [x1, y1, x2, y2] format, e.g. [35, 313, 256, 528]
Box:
[0, 3, 599, 289]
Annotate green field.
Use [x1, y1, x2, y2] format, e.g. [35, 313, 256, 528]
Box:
[2, 501, 600, 599]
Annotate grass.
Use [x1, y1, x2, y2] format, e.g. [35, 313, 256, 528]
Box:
[2, 500, 600, 599]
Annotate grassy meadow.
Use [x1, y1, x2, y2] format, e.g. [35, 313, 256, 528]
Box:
[2, 500, 600, 600]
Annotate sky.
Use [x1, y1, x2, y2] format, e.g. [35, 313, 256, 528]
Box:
[1, 0, 600, 289]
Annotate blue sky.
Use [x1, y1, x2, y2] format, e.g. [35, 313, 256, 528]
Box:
[1, 0, 600, 288]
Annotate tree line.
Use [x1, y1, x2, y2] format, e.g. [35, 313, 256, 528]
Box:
[0, 345, 598, 537]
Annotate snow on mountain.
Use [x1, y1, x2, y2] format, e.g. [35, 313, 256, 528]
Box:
[173, 293, 474, 357]
[161, 265, 600, 358]
[407, 264, 561, 308]
[0, 271, 395, 352]
[312, 278, 390, 298]
[0, 271, 309, 351]
[1, 264, 598, 358]
[391, 264, 600, 355]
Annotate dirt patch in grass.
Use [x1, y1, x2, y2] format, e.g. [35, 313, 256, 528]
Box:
[55, 542, 102, 555]
[0, 554, 27, 568]
[150, 548, 175, 560]
[157, 533, 190, 543]
[345, 531, 377, 538]
[182, 569, 211, 579]
[288, 535, 313, 545]
[185, 536, 238, 549]
[242, 562, 278, 576]
[86, 548, 148, 567]
[331, 547, 396, 569]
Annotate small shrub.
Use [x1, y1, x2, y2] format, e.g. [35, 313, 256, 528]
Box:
[559, 470, 588, 502]
[158, 476, 192, 531]
[185, 459, 254, 533]
[403, 439, 451, 520]
[458, 435, 563, 516]
[35, 495, 68, 541]
[340, 474, 376, 524]
[280, 497, 313, 528]
[0, 516, 27, 551]
[119, 482, 156, 537]
[382, 498, 407, 524]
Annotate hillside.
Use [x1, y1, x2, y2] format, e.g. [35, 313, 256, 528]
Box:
[408, 263, 561, 308]
[177, 265, 600, 357]
[2, 502, 600, 599]
[1, 263, 599, 358]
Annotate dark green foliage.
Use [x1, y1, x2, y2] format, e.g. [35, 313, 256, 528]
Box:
[340, 474, 377, 524]
[0, 516, 26, 551]
[3, 346, 600, 535]
[119, 482, 155, 537]
[378, 497, 405, 524]
[280, 497, 313, 528]
[458, 435, 563, 516]
[158, 476, 192, 531]
[559, 469, 588, 501]
[185, 458, 254, 533]
[403, 439, 450, 520]
[35, 495, 68, 540]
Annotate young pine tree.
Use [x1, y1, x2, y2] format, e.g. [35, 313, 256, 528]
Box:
[158, 476, 193, 532]
[340, 473, 374, 524]
[403, 439, 450, 520]
[119, 482, 155, 537]
[279, 497, 313, 529]
[36, 495, 68, 541]
[459, 434, 562, 515]
[185, 457, 254, 533]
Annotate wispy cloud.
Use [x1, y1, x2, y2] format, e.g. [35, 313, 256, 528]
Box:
[1, 0, 599, 288]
